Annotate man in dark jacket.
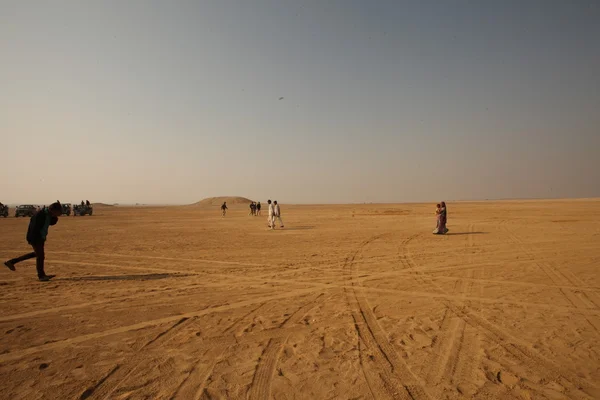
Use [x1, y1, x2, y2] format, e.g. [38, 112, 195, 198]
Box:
[221, 201, 228, 217]
[4, 201, 63, 281]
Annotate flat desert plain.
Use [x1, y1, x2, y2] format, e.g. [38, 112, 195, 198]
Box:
[1, 200, 599, 400]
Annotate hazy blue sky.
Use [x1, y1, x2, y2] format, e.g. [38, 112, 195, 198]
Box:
[1, 0, 598, 204]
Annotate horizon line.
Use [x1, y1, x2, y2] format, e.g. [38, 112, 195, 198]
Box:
[5, 196, 598, 207]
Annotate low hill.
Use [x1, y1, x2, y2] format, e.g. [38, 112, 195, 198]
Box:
[192, 196, 253, 207]
[92, 203, 114, 207]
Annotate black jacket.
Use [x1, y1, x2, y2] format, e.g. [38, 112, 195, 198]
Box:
[26, 209, 57, 245]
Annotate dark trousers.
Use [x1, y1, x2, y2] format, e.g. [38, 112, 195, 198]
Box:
[9, 243, 46, 278]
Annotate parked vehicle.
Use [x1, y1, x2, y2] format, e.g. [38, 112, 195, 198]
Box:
[73, 204, 93, 216]
[15, 205, 36, 218]
[62, 203, 72, 216]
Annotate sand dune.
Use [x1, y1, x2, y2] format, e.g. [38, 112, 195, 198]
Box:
[91, 203, 113, 208]
[0, 200, 599, 399]
[191, 196, 253, 207]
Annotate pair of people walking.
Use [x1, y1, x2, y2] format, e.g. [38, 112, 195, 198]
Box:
[267, 200, 283, 229]
[249, 202, 261, 216]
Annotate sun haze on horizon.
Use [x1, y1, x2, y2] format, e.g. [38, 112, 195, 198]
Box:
[1, 1, 599, 205]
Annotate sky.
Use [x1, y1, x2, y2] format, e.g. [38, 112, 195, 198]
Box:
[1, 0, 599, 205]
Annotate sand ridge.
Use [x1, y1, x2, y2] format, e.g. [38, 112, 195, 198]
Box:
[191, 196, 254, 208]
[0, 200, 599, 399]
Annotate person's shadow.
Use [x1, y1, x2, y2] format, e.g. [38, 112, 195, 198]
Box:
[55, 273, 190, 282]
[445, 231, 487, 236]
[280, 226, 315, 231]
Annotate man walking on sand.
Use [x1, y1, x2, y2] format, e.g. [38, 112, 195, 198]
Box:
[4, 201, 63, 281]
[221, 201, 228, 217]
[273, 200, 284, 228]
[267, 199, 275, 229]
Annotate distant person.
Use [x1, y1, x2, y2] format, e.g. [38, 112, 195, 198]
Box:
[256, 202, 261, 215]
[267, 200, 275, 229]
[221, 201, 228, 217]
[440, 202, 448, 233]
[4, 201, 63, 281]
[273, 200, 284, 228]
[81, 200, 84, 207]
[249, 202, 256, 216]
[433, 201, 448, 234]
[85, 200, 90, 206]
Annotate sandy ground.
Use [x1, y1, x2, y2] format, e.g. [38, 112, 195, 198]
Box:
[1, 200, 599, 400]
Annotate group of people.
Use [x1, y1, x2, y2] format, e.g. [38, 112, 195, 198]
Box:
[249, 202, 261, 216]
[4, 198, 448, 281]
[221, 200, 283, 229]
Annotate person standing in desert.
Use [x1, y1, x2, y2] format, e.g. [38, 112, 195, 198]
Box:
[256, 201, 261, 215]
[4, 201, 63, 281]
[433, 201, 448, 234]
[273, 200, 284, 228]
[267, 200, 275, 229]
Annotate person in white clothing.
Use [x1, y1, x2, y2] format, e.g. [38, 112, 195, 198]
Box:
[273, 200, 284, 228]
[267, 200, 275, 229]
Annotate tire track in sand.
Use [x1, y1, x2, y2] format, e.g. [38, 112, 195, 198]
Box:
[102, 300, 273, 399]
[3, 262, 597, 366]
[500, 222, 600, 334]
[396, 229, 481, 396]
[449, 223, 483, 396]
[247, 293, 326, 400]
[344, 234, 432, 400]
[82, 316, 198, 399]
[416, 224, 481, 394]
[7, 250, 593, 324]
[561, 268, 600, 309]
[0, 286, 327, 364]
[171, 294, 326, 400]
[401, 226, 597, 396]
[169, 347, 225, 400]
[78, 365, 120, 400]
[167, 304, 270, 400]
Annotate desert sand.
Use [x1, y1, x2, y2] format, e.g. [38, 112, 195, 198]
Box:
[0, 200, 599, 400]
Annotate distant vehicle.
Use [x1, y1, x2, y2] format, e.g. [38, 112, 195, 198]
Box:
[73, 204, 93, 216]
[15, 205, 36, 218]
[62, 203, 72, 216]
[0, 204, 8, 218]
